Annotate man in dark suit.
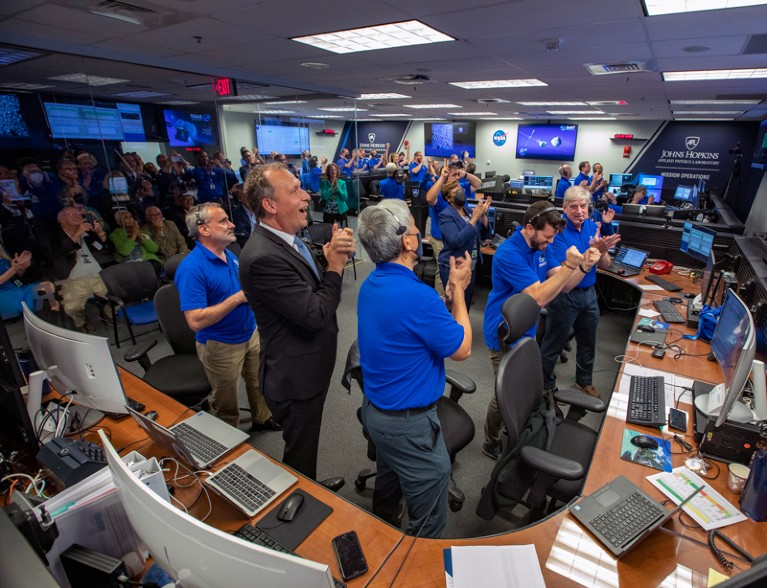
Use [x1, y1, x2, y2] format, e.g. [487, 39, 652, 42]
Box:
[239, 163, 355, 481]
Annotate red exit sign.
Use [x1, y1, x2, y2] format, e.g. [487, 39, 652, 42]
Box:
[614, 133, 634, 139]
[212, 77, 237, 98]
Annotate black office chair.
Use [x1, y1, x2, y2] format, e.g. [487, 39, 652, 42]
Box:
[303, 222, 357, 280]
[476, 292, 606, 525]
[99, 261, 160, 348]
[163, 252, 189, 281]
[341, 340, 476, 512]
[123, 284, 210, 407]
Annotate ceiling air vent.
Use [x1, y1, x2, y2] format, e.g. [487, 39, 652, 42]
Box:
[95, 0, 157, 14]
[386, 75, 433, 85]
[584, 61, 655, 75]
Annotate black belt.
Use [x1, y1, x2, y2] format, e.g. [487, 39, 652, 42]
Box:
[370, 401, 437, 417]
[572, 285, 594, 292]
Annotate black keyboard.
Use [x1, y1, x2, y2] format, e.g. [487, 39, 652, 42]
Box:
[589, 491, 666, 549]
[653, 300, 685, 323]
[126, 396, 146, 412]
[172, 422, 226, 464]
[645, 274, 682, 292]
[234, 523, 347, 588]
[627, 375, 666, 427]
[209, 463, 275, 513]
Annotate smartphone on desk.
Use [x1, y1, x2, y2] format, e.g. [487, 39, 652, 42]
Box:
[332, 531, 367, 581]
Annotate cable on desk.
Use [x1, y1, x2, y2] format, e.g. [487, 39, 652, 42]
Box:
[159, 457, 213, 521]
[658, 526, 751, 570]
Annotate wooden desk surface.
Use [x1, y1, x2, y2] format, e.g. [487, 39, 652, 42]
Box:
[107, 372, 404, 586]
[369, 267, 766, 587]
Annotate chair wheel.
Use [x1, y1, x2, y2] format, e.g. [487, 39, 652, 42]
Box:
[354, 478, 367, 491]
[449, 500, 463, 512]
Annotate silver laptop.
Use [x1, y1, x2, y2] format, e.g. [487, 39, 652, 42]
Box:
[127, 407, 248, 469]
[205, 450, 297, 517]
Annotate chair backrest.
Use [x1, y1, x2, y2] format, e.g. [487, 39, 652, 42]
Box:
[341, 340, 364, 393]
[369, 180, 381, 196]
[226, 241, 241, 257]
[305, 222, 333, 245]
[497, 292, 540, 352]
[99, 261, 159, 303]
[154, 284, 197, 355]
[164, 252, 189, 280]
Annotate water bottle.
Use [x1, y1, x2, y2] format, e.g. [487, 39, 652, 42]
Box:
[740, 447, 767, 522]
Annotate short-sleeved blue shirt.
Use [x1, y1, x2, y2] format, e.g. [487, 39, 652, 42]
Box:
[573, 172, 591, 188]
[380, 177, 405, 200]
[409, 161, 428, 185]
[547, 215, 598, 289]
[483, 227, 549, 350]
[555, 177, 571, 199]
[176, 243, 256, 344]
[358, 263, 464, 410]
[428, 192, 449, 239]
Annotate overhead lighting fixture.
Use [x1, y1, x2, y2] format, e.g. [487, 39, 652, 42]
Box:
[567, 117, 617, 120]
[159, 100, 199, 105]
[447, 112, 497, 116]
[663, 68, 767, 81]
[489, 117, 524, 120]
[112, 91, 170, 98]
[252, 109, 295, 114]
[358, 93, 410, 100]
[300, 62, 330, 69]
[449, 79, 547, 89]
[88, 10, 142, 25]
[0, 82, 54, 90]
[307, 114, 342, 118]
[228, 94, 275, 100]
[410, 118, 447, 121]
[672, 110, 744, 115]
[370, 113, 411, 117]
[264, 100, 307, 105]
[404, 104, 460, 109]
[48, 73, 129, 86]
[642, 0, 767, 16]
[0, 46, 46, 66]
[318, 107, 368, 112]
[292, 20, 454, 54]
[517, 101, 586, 106]
[670, 99, 761, 105]
[673, 117, 735, 121]
[587, 100, 628, 106]
[547, 110, 602, 115]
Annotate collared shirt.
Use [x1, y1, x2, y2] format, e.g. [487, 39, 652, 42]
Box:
[428, 191, 449, 239]
[379, 177, 404, 200]
[573, 172, 591, 188]
[555, 177, 571, 199]
[176, 242, 255, 344]
[409, 161, 428, 185]
[483, 226, 548, 350]
[358, 263, 463, 410]
[547, 215, 598, 289]
[259, 221, 296, 247]
[66, 234, 102, 279]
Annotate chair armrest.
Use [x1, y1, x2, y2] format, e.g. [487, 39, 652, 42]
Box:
[553, 389, 606, 413]
[124, 339, 158, 372]
[445, 370, 476, 402]
[105, 294, 125, 308]
[520, 446, 585, 481]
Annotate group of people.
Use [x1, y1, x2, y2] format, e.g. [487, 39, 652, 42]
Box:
[557, 160, 657, 206]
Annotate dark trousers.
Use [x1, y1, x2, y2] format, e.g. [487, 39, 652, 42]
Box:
[540, 287, 599, 390]
[266, 390, 328, 481]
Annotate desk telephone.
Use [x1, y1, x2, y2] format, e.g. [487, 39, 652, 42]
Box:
[649, 260, 673, 275]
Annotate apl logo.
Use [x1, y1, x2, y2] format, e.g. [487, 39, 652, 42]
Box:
[685, 136, 700, 150]
[492, 130, 508, 147]
[368, 133, 376, 143]
[412, 188, 420, 198]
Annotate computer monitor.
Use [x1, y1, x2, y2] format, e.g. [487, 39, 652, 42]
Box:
[699, 251, 717, 307]
[680, 221, 716, 263]
[522, 175, 554, 192]
[99, 430, 335, 588]
[466, 204, 496, 236]
[484, 170, 496, 178]
[620, 204, 643, 216]
[22, 303, 129, 433]
[643, 205, 667, 218]
[693, 291, 755, 427]
[609, 173, 632, 187]
[479, 176, 505, 194]
[673, 185, 694, 202]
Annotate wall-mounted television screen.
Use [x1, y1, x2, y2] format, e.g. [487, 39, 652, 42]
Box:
[515, 123, 578, 161]
[164, 109, 216, 147]
[0, 94, 30, 138]
[256, 124, 310, 156]
[424, 122, 476, 158]
[44, 101, 146, 142]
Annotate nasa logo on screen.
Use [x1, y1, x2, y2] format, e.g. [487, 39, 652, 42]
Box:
[685, 136, 700, 150]
[492, 130, 508, 147]
[368, 133, 376, 143]
[203, 114, 211, 122]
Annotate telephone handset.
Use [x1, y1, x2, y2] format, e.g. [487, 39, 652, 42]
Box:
[649, 260, 673, 275]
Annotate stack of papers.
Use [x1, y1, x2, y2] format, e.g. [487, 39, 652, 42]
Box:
[445, 545, 545, 587]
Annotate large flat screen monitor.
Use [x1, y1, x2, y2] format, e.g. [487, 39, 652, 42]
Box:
[609, 173, 632, 187]
[643, 204, 667, 218]
[44, 101, 146, 141]
[255, 124, 310, 156]
[424, 122, 476, 158]
[636, 173, 664, 202]
[673, 184, 694, 202]
[620, 204, 642, 216]
[680, 221, 716, 263]
[0, 94, 31, 138]
[515, 123, 578, 161]
[100, 430, 335, 588]
[693, 291, 755, 427]
[523, 175, 554, 191]
[163, 109, 216, 147]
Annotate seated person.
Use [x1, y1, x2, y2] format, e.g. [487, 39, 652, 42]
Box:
[167, 193, 197, 248]
[143, 205, 189, 263]
[0, 247, 59, 319]
[631, 185, 655, 205]
[130, 176, 159, 221]
[379, 163, 405, 200]
[110, 209, 162, 275]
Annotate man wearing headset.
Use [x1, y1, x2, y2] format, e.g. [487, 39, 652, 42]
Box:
[555, 164, 573, 199]
[480, 200, 602, 460]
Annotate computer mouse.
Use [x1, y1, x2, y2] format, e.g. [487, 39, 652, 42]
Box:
[144, 410, 158, 421]
[684, 292, 696, 299]
[630, 435, 659, 450]
[668, 297, 683, 304]
[277, 493, 304, 522]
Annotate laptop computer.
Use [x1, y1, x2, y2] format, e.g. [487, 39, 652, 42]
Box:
[127, 407, 248, 469]
[603, 246, 650, 277]
[570, 475, 702, 558]
[205, 450, 297, 517]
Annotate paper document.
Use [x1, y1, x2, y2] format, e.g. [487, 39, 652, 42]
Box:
[611, 364, 695, 419]
[638, 308, 661, 318]
[647, 466, 746, 531]
[639, 285, 665, 291]
[451, 544, 544, 588]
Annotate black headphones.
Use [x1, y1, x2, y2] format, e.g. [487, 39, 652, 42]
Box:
[381, 206, 407, 235]
[526, 206, 558, 224]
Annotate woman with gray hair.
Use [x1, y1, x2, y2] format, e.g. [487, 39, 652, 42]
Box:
[355, 199, 473, 537]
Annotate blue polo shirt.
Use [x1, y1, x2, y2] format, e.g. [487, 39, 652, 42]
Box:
[573, 172, 591, 188]
[483, 227, 549, 350]
[336, 156, 351, 176]
[428, 192, 449, 239]
[555, 177, 570, 199]
[366, 156, 381, 169]
[547, 215, 598, 289]
[176, 243, 256, 345]
[380, 177, 404, 199]
[409, 161, 428, 185]
[189, 167, 227, 202]
[358, 263, 464, 410]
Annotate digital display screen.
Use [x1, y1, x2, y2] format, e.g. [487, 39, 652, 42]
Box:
[255, 124, 310, 156]
[515, 124, 578, 161]
[680, 221, 716, 263]
[45, 102, 125, 140]
[609, 173, 632, 187]
[116, 103, 146, 142]
[674, 185, 694, 201]
[164, 109, 216, 147]
[424, 122, 476, 158]
[0, 94, 30, 138]
[523, 175, 554, 190]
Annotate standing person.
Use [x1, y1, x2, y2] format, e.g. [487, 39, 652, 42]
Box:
[175, 202, 278, 431]
[379, 163, 405, 200]
[479, 201, 600, 460]
[555, 164, 573, 199]
[357, 199, 473, 537]
[540, 186, 620, 398]
[239, 163, 355, 483]
[188, 151, 227, 203]
[319, 163, 349, 226]
[409, 151, 429, 186]
[591, 162, 607, 202]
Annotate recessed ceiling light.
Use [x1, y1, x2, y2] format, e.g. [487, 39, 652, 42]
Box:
[671, 110, 744, 115]
[0, 82, 54, 90]
[89, 9, 142, 25]
[307, 114, 342, 118]
[517, 101, 587, 106]
[48, 73, 129, 86]
[642, 0, 767, 16]
[673, 117, 735, 121]
[318, 107, 368, 112]
[449, 79, 547, 89]
[670, 99, 761, 105]
[370, 113, 411, 117]
[403, 104, 461, 109]
[252, 109, 295, 114]
[292, 20, 454, 54]
[158, 100, 199, 105]
[358, 93, 410, 99]
[547, 110, 602, 115]
[300, 62, 330, 69]
[112, 91, 170, 98]
[567, 117, 617, 120]
[264, 100, 307, 105]
[447, 112, 497, 116]
[0, 46, 46, 66]
[663, 68, 767, 81]
[587, 100, 628, 106]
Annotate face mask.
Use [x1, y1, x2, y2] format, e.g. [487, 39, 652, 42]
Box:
[28, 172, 44, 186]
[414, 232, 423, 260]
[452, 189, 466, 207]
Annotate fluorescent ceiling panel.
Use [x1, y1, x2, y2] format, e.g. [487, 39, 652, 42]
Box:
[670, 99, 761, 104]
[0, 47, 46, 66]
[370, 113, 411, 117]
[264, 100, 307, 105]
[48, 73, 129, 85]
[671, 110, 744, 114]
[447, 112, 497, 116]
[318, 107, 368, 112]
[403, 104, 460, 109]
[0, 82, 54, 90]
[517, 101, 587, 106]
[643, 0, 767, 16]
[663, 68, 767, 81]
[252, 109, 295, 114]
[449, 79, 547, 89]
[567, 117, 617, 120]
[358, 93, 410, 99]
[547, 110, 603, 114]
[112, 91, 170, 98]
[158, 100, 199, 105]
